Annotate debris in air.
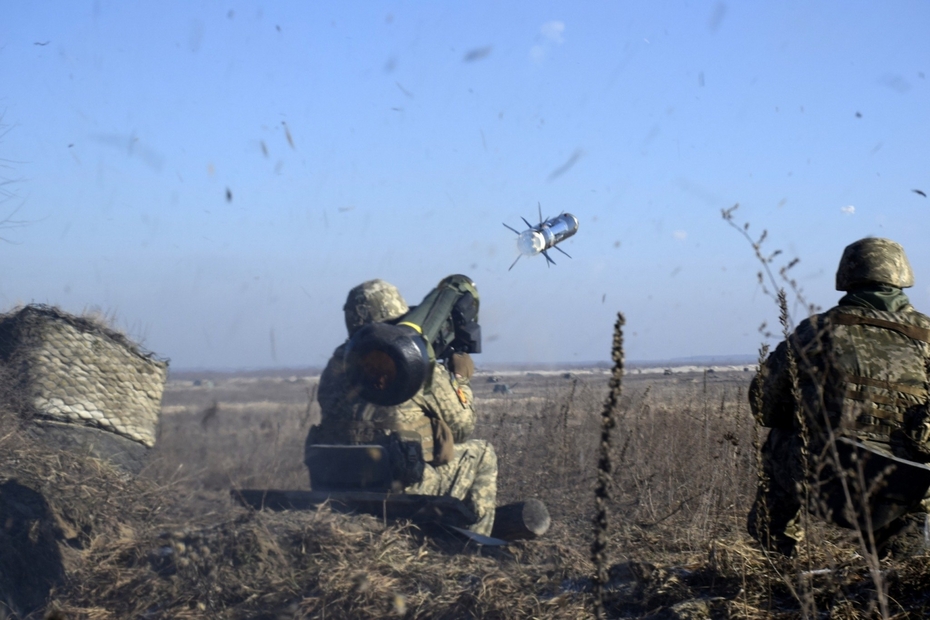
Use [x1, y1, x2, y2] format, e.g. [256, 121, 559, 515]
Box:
[282, 121, 295, 149]
[547, 149, 584, 181]
[463, 46, 493, 62]
[395, 81, 415, 99]
[225, 188, 233, 202]
[707, 2, 727, 31]
[503, 203, 579, 270]
[913, 189, 927, 198]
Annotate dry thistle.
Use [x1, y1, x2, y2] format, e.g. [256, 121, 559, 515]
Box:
[591, 312, 625, 619]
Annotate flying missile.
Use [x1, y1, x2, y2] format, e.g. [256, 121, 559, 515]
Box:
[503, 203, 579, 270]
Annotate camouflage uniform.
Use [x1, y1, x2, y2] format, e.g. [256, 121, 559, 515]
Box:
[748, 238, 930, 555]
[306, 279, 498, 535]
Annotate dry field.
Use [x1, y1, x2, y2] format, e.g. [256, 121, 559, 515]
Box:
[5, 363, 930, 618]
[152, 366, 757, 538]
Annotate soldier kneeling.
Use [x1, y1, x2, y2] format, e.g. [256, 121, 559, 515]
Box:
[749, 238, 930, 557]
[305, 279, 498, 536]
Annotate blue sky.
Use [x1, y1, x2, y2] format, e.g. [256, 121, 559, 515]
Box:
[1, 1, 929, 369]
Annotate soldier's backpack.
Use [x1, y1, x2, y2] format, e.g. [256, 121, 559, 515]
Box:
[804, 307, 930, 452]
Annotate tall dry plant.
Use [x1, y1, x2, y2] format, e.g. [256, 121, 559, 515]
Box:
[591, 312, 625, 619]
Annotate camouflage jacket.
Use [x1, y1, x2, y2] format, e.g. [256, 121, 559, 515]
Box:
[308, 343, 477, 463]
[750, 289, 930, 454]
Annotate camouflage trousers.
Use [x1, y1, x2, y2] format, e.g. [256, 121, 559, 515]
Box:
[748, 428, 930, 556]
[407, 439, 498, 536]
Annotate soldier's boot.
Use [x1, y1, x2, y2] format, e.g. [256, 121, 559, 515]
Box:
[747, 492, 803, 557]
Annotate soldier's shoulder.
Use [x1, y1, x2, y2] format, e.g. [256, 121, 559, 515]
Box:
[900, 306, 930, 328]
[325, 342, 348, 365]
[831, 304, 930, 329]
[790, 312, 829, 340]
[428, 363, 460, 397]
[320, 342, 349, 380]
[432, 361, 454, 381]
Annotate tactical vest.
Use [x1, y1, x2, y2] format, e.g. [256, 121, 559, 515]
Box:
[343, 400, 437, 462]
[808, 306, 930, 446]
[311, 343, 458, 464]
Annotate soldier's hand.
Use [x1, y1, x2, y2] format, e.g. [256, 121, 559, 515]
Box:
[450, 352, 475, 380]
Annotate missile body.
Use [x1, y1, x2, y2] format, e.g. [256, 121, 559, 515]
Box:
[503, 206, 579, 269]
[517, 213, 579, 257]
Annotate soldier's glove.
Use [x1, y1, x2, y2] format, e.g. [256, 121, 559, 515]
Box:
[450, 352, 475, 381]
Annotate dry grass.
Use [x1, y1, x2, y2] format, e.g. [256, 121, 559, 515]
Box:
[3, 361, 930, 618]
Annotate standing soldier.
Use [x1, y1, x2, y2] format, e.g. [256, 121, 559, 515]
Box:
[305, 279, 498, 536]
[749, 237, 930, 556]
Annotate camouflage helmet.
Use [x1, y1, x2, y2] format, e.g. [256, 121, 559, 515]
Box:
[343, 279, 409, 336]
[836, 237, 914, 291]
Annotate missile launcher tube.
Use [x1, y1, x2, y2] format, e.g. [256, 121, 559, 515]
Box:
[344, 275, 479, 406]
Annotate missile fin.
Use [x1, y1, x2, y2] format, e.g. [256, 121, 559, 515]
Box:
[503, 222, 521, 235]
[542, 250, 555, 266]
[538, 202, 543, 225]
[553, 245, 572, 259]
[508, 254, 522, 271]
[521, 216, 535, 230]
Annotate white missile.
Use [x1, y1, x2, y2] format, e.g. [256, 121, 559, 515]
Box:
[504, 204, 579, 270]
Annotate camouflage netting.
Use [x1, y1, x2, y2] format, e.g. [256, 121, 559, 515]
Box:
[0, 304, 168, 448]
